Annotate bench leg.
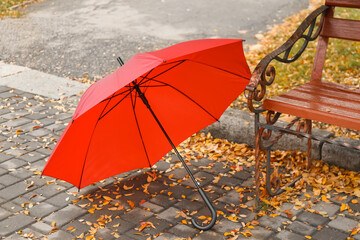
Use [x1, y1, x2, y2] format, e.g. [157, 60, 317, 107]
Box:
[254, 111, 262, 207]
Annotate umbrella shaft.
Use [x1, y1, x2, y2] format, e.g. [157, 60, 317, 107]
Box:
[134, 84, 201, 188]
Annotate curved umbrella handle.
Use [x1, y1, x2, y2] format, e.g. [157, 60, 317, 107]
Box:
[191, 187, 217, 231]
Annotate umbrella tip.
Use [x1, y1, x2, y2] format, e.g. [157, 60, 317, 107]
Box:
[117, 57, 125, 66]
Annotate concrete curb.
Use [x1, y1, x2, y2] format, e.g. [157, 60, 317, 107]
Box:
[0, 62, 88, 99]
[202, 108, 360, 172]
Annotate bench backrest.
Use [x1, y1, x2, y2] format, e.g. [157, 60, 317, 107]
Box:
[311, 0, 360, 82]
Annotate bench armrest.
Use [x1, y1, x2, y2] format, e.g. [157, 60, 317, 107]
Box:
[246, 5, 330, 112]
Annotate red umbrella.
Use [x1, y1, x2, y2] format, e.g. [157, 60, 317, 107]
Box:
[42, 39, 250, 230]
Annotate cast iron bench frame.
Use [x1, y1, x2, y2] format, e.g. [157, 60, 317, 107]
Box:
[245, 0, 360, 203]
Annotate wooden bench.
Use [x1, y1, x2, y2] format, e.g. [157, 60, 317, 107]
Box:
[245, 0, 360, 202]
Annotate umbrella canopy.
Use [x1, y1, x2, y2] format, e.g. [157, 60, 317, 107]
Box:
[43, 39, 250, 189]
[42, 38, 250, 230]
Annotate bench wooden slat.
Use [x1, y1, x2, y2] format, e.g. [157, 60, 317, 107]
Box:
[321, 17, 360, 41]
[326, 0, 360, 8]
[263, 83, 360, 131]
[298, 83, 360, 103]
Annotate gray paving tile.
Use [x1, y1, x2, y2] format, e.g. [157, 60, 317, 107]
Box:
[297, 211, 330, 227]
[258, 215, 288, 231]
[28, 202, 59, 218]
[0, 207, 12, 220]
[0, 174, 21, 186]
[0, 213, 36, 236]
[328, 216, 359, 232]
[157, 206, 182, 223]
[122, 208, 154, 224]
[43, 205, 87, 227]
[312, 227, 349, 240]
[28, 221, 53, 235]
[168, 224, 198, 238]
[310, 202, 340, 217]
[287, 221, 316, 236]
[149, 194, 177, 208]
[0, 181, 29, 200]
[140, 201, 164, 213]
[272, 230, 304, 240]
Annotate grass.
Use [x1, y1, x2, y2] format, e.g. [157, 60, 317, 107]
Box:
[0, 0, 40, 18]
[234, 0, 360, 139]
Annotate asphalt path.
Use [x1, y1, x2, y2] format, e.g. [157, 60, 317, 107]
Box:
[0, 0, 308, 80]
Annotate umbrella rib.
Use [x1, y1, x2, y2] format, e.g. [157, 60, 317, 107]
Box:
[187, 59, 251, 80]
[100, 87, 132, 103]
[130, 90, 152, 168]
[141, 79, 219, 122]
[98, 89, 135, 120]
[78, 92, 117, 189]
[137, 60, 186, 86]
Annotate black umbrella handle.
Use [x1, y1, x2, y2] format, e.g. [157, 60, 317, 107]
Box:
[132, 83, 217, 230]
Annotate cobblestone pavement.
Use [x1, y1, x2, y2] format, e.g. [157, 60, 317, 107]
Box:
[0, 85, 359, 240]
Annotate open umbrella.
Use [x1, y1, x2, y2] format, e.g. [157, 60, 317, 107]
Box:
[42, 39, 250, 230]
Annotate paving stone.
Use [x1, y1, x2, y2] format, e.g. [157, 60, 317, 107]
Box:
[278, 202, 303, 218]
[312, 227, 349, 240]
[28, 128, 51, 137]
[193, 230, 220, 240]
[0, 207, 12, 220]
[0, 153, 12, 163]
[140, 201, 164, 213]
[0, 167, 7, 176]
[213, 174, 241, 188]
[122, 208, 154, 224]
[0, 174, 21, 186]
[174, 198, 203, 212]
[47, 229, 75, 239]
[9, 167, 34, 180]
[45, 192, 76, 208]
[29, 202, 59, 218]
[44, 123, 66, 132]
[168, 224, 198, 238]
[310, 201, 340, 217]
[18, 151, 46, 163]
[162, 184, 194, 199]
[271, 230, 304, 240]
[108, 217, 137, 232]
[157, 206, 182, 223]
[1, 111, 29, 120]
[125, 216, 173, 238]
[245, 226, 274, 240]
[4, 148, 27, 157]
[1, 201, 23, 212]
[4, 118, 31, 128]
[287, 221, 316, 235]
[218, 190, 242, 205]
[329, 192, 354, 204]
[180, 171, 215, 187]
[258, 215, 288, 231]
[25, 113, 47, 120]
[0, 181, 29, 200]
[232, 170, 252, 180]
[43, 205, 87, 227]
[62, 219, 91, 236]
[0, 213, 36, 236]
[0, 158, 27, 170]
[95, 227, 116, 240]
[29, 221, 53, 235]
[34, 183, 67, 198]
[202, 161, 230, 175]
[212, 218, 241, 233]
[328, 216, 359, 232]
[16, 227, 43, 239]
[153, 233, 180, 240]
[296, 211, 330, 227]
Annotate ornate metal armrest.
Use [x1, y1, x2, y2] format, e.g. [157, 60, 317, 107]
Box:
[246, 5, 330, 112]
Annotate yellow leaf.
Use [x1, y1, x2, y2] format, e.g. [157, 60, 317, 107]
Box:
[123, 184, 134, 190]
[305, 236, 312, 239]
[103, 196, 113, 201]
[127, 200, 135, 208]
[340, 203, 348, 212]
[182, 220, 188, 224]
[167, 192, 173, 196]
[51, 222, 56, 227]
[354, 189, 360, 198]
[351, 199, 358, 204]
[181, 195, 186, 199]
